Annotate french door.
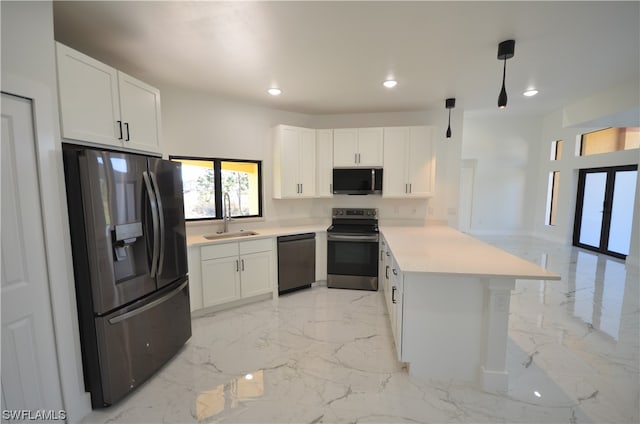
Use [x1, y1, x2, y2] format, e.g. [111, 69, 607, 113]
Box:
[573, 165, 638, 259]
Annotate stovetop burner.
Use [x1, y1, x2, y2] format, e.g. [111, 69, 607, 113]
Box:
[328, 208, 378, 234]
[326, 223, 379, 234]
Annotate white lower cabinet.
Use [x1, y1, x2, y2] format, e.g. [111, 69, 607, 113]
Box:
[201, 239, 274, 308]
[238, 250, 273, 298]
[390, 260, 403, 358]
[382, 244, 403, 361]
[202, 256, 241, 306]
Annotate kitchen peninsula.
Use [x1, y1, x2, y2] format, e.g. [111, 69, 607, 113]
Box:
[379, 225, 560, 393]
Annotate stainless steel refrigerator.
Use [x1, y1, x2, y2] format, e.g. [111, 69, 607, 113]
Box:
[63, 145, 191, 408]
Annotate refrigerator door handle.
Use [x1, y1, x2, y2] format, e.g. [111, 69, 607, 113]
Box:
[149, 171, 165, 275]
[108, 280, 188, 324]
[143, 171, 160, 277]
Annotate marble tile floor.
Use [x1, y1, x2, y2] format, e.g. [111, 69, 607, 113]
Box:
[82, 236, 639, 423]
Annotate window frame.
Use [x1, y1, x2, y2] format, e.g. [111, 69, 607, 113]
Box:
[169, 155, 263, 222]
[550, 140, 563, 161]
[546, 171, 560, 226]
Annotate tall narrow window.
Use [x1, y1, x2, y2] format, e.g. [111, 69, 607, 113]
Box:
[579, 127, 640, 156]
[545, 171, 560, 226]
[550, 140, 563, 160]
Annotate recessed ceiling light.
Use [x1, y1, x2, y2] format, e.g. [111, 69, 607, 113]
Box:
[523, 89, 539, 97]
[267, 88, 282, 96]
[383, 80, 398, 88]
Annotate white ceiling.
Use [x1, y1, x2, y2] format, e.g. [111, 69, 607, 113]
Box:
[53, 1, 640, 117]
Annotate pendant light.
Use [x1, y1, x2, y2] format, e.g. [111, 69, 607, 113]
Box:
[445, 98, 455, 138]
[497, 39, 515, 109]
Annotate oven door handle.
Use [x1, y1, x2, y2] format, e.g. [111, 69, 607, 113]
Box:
[327, 234, 379, 242]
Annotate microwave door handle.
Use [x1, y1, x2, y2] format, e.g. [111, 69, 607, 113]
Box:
[371, 168, 375, 192]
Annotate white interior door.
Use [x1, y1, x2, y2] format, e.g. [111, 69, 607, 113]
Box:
[1, 93, 63, 413]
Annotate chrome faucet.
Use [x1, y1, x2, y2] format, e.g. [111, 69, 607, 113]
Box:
[223, 192, 232, 233]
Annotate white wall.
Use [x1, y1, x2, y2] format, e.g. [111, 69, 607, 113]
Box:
[1, 1, 91, 421]
[158, 84, 463, 234]
[460, 112, 544, 235]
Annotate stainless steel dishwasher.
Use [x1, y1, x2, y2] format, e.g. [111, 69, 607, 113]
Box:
[277, 233, 316, 294]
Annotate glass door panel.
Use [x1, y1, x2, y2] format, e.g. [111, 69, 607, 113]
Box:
[608, 170, 638, 255]
[578, 172, 607, 247]
[574, 165, 638, 259]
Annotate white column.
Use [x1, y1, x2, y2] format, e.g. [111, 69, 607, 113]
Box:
[481, 277, 516, 394]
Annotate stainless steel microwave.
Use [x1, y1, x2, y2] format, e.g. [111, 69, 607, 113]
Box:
[332, 168, 383, 195]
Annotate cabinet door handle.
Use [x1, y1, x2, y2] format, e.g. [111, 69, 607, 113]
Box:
[409, 183, 412, 193]
[354, 153, 358, 164]
[300, 183, 303, 194]
[124, 122, 130, 141]
[117, 120, 123, 140]
[236, 259, 239, 272]
[358, 153, 361, 163]
[330, 183, 332, 193]
[385, 265, 389, 279]
[241, 259, 245, 271]
[392, 286, 397, 303]
[405, 183, 408, 193]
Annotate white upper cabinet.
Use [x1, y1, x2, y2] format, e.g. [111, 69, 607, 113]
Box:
[272, 125, 317, 198]
[316, 129, 333, 197]
[55, 42, 162, 154]
[333, 127, 383, 167]
[117, 72, 162, 153]
[56, 43, 120, 146]
[383, 126, 436, 198]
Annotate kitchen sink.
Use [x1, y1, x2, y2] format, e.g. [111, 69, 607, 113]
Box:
[203, 231, 259, 240]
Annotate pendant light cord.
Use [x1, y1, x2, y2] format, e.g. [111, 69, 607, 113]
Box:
[502, 58, 507, 86]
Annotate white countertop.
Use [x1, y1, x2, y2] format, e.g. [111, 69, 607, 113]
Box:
[187, 225, 327, 247]
[381, 225, 560, 280]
